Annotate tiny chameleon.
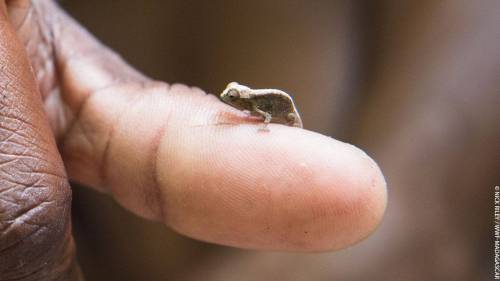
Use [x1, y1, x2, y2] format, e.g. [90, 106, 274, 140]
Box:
[220, 82, 303, 128]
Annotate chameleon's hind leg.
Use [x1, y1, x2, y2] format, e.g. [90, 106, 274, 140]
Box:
[286, 113, 296, 125]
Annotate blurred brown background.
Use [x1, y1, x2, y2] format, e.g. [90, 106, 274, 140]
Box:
[60, 0, 500, 280]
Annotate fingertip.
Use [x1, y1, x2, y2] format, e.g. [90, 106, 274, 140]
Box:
[158, 121, 387, 251]
[258, 128, 388, 251]
[315, 141, 388, 250]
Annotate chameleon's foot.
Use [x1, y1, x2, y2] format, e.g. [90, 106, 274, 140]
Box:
[263, 113, 272, 124]
[258, 116, 271, 131]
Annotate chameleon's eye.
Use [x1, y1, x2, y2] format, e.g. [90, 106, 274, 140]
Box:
[227, 89, 239, 100]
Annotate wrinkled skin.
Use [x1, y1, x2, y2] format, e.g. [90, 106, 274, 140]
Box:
[0, 1, 80, 280]
[0, 1, 387, 280]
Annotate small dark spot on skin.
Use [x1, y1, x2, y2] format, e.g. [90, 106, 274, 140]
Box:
[304, 231, 308, 234]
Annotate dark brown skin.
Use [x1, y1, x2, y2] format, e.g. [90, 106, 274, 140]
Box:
[0, 1, 386, 280]
[0, 2, 81, 280]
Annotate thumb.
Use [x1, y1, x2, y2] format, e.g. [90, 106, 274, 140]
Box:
[21, 1, 387, 251]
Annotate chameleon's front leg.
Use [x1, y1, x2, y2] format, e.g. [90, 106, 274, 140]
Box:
[252, 105, 272, 129]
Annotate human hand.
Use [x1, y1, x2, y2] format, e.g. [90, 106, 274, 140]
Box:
[1, 1, 387, 280]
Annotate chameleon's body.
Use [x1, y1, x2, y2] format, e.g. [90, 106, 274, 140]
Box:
[220, 82, 303, 128]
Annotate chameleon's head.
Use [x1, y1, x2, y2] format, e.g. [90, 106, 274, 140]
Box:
[220, 82, 249, 105]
